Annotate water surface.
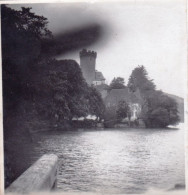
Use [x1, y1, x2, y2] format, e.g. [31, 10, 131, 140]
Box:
[33, 125, 185, 194]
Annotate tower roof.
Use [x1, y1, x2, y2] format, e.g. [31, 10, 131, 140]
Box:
[79, 49, 97, 58]
[95, 70, 105, 81]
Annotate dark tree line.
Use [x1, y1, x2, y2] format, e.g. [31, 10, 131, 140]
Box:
[2, 5, 105, 133]
[35, 59, 105, 123]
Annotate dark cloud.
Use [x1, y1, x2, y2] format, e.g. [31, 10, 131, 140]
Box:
[9, 3, 110, 56]
[41, 23, 103, 57]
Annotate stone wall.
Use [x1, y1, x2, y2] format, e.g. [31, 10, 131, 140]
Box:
[6, 154, 58, 194]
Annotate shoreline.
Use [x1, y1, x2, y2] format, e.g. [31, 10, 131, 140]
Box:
[30, 124, 183, 135]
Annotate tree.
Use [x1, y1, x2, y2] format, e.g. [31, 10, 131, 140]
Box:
[127, 66, 180, 128]
[2, 5, 52, 115]
[2, 5, 106, 186]
[34, 59, 106, 123]
[116, 100, 131, 122]
[87, 86, 105, 121]
[35, 59, 91, 123]
[2, 5, 105, 124]
[109, 77, 126, 90]
[2, 5, 54, 187]
[35, 67, 70, 121]
[2, 5, 52, 68]
[141, 90, 180, 128]
[104, 105, 117, 128]
[128, 65, 156, 93]
[149, 108, 169, 128]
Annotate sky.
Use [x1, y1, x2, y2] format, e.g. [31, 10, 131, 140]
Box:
[10, 0, 187, 98]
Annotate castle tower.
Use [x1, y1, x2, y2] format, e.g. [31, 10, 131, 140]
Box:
[79, 49, 97, 85]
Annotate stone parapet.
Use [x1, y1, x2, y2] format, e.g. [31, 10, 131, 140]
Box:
[5, 154, 58, 194]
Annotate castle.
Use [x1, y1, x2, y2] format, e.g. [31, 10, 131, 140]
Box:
[79, 49, 106, 86]
[79, 49, 183, 127]
[79, 49, 142, 125]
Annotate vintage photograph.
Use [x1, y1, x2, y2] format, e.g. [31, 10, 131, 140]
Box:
[1, 0, 187, 194]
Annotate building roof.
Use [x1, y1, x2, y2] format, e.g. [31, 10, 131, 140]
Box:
[95, 83, 109, 92]
[95, 71, 105, 81]
[105, 88, 142, 107]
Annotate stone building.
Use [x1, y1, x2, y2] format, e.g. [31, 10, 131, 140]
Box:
[79, 49, 108, 98]
[94, 83, 109, 99]
[93, 70, 106, 86]
[79, 49, 106, 86]
[105, 88, 142, 121]
[79, 49, 97, 85]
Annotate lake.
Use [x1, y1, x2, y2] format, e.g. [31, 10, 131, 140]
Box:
[32, 124, 185, 194]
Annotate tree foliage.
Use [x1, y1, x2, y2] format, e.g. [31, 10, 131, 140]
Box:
[2, 5, 52, 115]
[128, 65, 156, 93]
[2, 5, 55, 186]
[87, 86, 105, 121]
[116, 100, 131, 122]
[2, 4, 106, 187]
[128, 66, 180, 128]
[34, 59, 105, 123]
[109, 77, 126, 90]
[141, 91, 180, 128]
[104, 105, 117, 128]
[2, 5, 52, 65]
[2, 5, 105, 126]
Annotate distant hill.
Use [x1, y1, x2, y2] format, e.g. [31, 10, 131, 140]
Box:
[165, 93, 184, 122]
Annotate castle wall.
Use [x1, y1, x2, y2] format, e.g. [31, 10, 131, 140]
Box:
[80, 49, 96, 85]
[80, 56, 95, 85]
